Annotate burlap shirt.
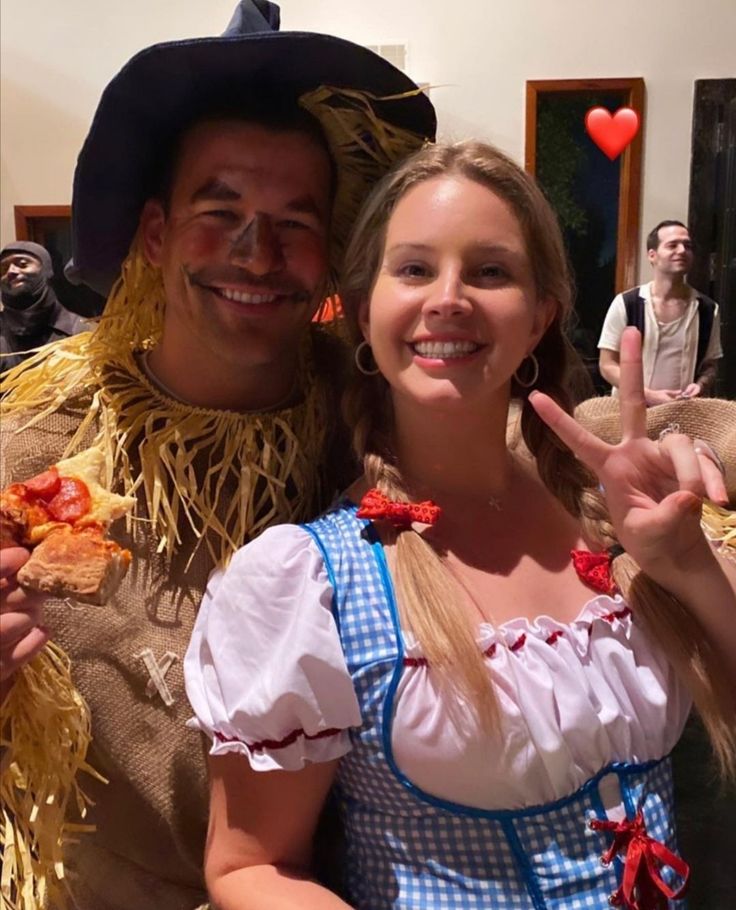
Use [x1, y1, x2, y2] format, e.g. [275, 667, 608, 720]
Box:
[1, 351, 351, 910]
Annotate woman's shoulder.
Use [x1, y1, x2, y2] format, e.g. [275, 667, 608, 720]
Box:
[215, 523, 329, 594]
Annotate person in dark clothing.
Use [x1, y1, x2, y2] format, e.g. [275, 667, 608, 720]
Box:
[1, 241, 88, 370]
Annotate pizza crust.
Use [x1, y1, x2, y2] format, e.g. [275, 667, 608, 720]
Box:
[16, 527, 132, 606]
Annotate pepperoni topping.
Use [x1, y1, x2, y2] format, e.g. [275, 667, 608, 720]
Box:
[24, 467, 61, 501]
[47, 477, 92, 524]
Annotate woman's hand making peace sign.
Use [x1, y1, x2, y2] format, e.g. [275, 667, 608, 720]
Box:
[529, 328, 727, 578]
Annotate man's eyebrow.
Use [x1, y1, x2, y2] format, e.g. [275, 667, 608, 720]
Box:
[190, 179, 241, 204]
[188, 183, 326, 220]
[285, 194, 327, 220]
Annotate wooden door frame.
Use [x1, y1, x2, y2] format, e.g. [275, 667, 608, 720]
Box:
[525, 78, 645, 292]
[14, 205, 71, 241]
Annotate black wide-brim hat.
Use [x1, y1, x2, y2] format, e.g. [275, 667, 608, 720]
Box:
[71, 0, 436, 296]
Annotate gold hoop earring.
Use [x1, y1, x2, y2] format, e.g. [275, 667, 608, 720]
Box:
[354, 340, 381, 376]
[514, 353, 539, 388]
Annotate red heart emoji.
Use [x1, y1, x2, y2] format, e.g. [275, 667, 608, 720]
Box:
[585, 107, 640, 160]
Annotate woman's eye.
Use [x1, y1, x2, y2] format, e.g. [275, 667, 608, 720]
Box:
[398, 263, 429, 279]
[478, 264, 504, 279]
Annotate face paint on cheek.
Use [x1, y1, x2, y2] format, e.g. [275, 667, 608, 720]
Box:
[193, 232, 225, 259]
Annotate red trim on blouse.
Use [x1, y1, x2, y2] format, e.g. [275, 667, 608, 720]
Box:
[404, 656, 429, 667]
[587, 607, 632, 636]
[510, 633, 526, 652]
[215, 726, 344, 753]
[402, 607, 632, 668]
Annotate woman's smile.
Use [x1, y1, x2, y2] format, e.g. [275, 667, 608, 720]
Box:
[409, 336, 486, 365]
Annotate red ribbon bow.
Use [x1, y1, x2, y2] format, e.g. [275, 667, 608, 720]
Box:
[356, 488, 441, 528]
[571, 549, 618, 596]
[590, 810, 689, 909]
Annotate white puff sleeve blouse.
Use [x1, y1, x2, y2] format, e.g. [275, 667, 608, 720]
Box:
[184, 523, 692, 809]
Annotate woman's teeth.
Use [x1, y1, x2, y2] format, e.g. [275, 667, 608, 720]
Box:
[412, 340, 480, 358]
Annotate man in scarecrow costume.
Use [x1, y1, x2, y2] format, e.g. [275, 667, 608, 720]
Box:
[0, 2, 436, 908]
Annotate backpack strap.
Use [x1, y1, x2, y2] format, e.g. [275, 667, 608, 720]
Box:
[622, 287, 646, 337]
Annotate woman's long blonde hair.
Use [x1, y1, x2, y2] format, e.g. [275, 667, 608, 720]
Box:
[340, 140, 736, 775]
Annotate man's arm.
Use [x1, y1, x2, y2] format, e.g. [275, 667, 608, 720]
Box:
[696, 356, 720, 395]
[597, 295, 628, 391]
[598, 347, 621, 388]
[681, 357, 719, 398]
[682, 303, 723, 398]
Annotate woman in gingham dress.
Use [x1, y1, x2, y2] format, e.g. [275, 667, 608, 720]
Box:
[184, 142, 736, 909]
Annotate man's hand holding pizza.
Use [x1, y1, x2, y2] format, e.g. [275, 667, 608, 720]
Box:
[0, 447, 135, 695]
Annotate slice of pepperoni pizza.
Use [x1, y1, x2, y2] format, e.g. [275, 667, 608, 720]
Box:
[1, 448, 135, 605]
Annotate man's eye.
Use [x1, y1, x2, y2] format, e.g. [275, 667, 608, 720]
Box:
[278, 219, 311, 231]
[204, 209, 238, 221]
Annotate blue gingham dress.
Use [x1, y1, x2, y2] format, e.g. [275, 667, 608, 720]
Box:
[303, 504, 687, 910]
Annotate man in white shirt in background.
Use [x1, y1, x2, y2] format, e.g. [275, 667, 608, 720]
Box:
[598, 220, 722, 405]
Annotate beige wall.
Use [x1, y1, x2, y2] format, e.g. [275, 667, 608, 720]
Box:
[2, 0, 735, 282]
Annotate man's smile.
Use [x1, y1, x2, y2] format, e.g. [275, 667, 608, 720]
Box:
[183, 266, 311, 309]
[218, 288, 278, 304]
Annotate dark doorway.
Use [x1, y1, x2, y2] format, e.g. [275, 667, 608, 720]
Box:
[688, 79, 736, 399]
[673, 79, 736, 910]
[526, 79, 645, 393]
